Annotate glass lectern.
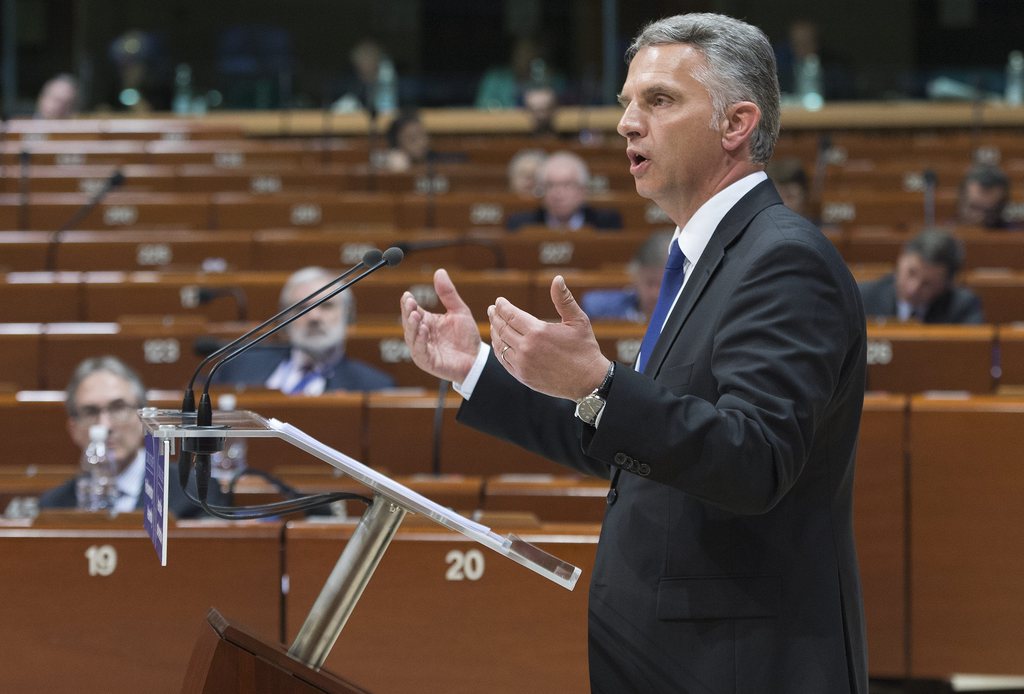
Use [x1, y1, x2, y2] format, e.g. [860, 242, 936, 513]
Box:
[140, 406, 582, 670]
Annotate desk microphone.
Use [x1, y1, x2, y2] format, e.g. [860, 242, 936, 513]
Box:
[196, 286, 249, 322]
[182, 247, 405, 519]
[44, 169, 125, 270]
[177, 248, 383, 494]
[394, 237, 506, 269]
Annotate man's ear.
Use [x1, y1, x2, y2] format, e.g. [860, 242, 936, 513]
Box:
[721, 101, 761, 154]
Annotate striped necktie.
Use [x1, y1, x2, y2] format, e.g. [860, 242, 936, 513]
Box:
[637, 242, 687, 372]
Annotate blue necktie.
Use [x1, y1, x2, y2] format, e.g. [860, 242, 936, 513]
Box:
[637, 242, 687, 372]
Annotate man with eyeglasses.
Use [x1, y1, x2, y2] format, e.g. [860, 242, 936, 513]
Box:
[39, 356, 223, 518]
[505, 150, 623, 231]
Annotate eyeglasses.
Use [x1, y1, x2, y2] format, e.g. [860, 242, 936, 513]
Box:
[71, 399, 139, 425]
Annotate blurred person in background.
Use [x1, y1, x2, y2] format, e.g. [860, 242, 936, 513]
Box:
[859, 228, 983, 323]
[956, 164, 1012, 229]
[35, 73, 80, 119]
[39, 356, 223, 517]
[506, 150, 622, 231]
[582, 230, 673, 322]
[507, 148, 547, 197]
[211, 267, 394, 393]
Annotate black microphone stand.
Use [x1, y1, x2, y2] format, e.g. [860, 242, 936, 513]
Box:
[44, 169, 125, 271]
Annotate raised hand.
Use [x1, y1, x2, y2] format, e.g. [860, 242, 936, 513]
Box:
[400, 268, 482, 384]
[488, 275, 610, 401]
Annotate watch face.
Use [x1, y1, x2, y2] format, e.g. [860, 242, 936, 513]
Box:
[578, 395, 605, 424]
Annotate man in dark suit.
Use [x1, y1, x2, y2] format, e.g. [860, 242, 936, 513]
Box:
[400, 12, 867, 694]
[860, 228, 983, 324]
[506, 150, 623, 231]
[212, 266, 394, 393]
[39, 356, 223, 518]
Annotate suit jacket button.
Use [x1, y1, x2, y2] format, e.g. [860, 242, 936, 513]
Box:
[606, 488, 618, 505]
[637, 463, 650, 476]
[614, 452, 627, 465]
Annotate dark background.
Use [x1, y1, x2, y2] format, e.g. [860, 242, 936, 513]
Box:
[3, 0, 1023, 113]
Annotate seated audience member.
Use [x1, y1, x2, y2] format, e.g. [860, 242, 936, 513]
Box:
[767, 157, 812, 220]
[332, 39, 399, 115]
[582, 230, 673, 322]
[212, 267, 394, 393]
[39, 356, 223, 518]
[506, 150, 623, 231]
[507, 148, 546, 197]
[523, 84, 559, 137]
[957, 164, 1012, 229]
[859, 228, 983, 324]
[35, 73, 80, 119]
[380, 111, 431, 172]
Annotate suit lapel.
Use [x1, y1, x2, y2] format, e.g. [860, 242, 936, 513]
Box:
[642, 180, 783, 378]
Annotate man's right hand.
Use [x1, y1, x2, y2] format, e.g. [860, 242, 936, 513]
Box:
[400, 268, 482, 384]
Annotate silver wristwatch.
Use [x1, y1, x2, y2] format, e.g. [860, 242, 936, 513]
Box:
[575, 362, 615, 426]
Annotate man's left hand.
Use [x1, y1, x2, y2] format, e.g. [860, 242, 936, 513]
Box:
[488, 275, 611, 401]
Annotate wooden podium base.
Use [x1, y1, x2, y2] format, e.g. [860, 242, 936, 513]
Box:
[180, 609, 371, 694]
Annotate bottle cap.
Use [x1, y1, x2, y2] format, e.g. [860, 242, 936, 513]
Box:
[88, 424, 109, 442]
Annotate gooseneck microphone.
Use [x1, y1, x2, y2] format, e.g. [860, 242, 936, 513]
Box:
[45, 169, 126, 270]
[180, 246, 405, 520]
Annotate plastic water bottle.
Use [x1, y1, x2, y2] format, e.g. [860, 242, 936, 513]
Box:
[1005, 50, 1024, 106]
[797, 54, 824, 111]
[375, 58, 398, 115]
[76, 424, 117, 511]
[211, 393, 247, 485]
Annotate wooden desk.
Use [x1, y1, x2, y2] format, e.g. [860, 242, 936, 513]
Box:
[854, 393, 909, 677]
[2, 192, 214, 231]
[995, 324, 1024, 390]
[0, 272, 84, 322]
[51, 230, 256, 272]
[0, 516, 282, 694]
[482, 474, 608, 524]
[283, 520, 597, 693]
[364, 392, 558, 476]
[964, 270, 1024, 324]
[865, 323, 995, 393]
[212, 192, 397, 230]
[0, 323, 44, 390]
[0, 231, 51, 271]
[907, 395, 1024, 678]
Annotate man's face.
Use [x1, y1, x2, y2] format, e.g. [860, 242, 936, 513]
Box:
[541, 158, 588, 223]
[37, 80, 78, 119]
[895, 252, 951, 309]
[958, 182, 1007, 228]
[617, 44, 722, 222]
[398, 121, 430, 163]
[525, 88, 557, 132]
[286, 279, 347, 360]
[66, 371, 144, 473]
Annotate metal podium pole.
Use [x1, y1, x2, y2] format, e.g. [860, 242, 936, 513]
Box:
[288, 493, 407, 669]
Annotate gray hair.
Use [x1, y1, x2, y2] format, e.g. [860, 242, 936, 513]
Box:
[65, 356, 147, 415]
[540, 150, 590, 186]
[625, 13, 781, 164]
[280, 266, 355, 321]
[904, 228, 965, 278]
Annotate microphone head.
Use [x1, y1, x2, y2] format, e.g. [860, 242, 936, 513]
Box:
[110, 170, 126, 188]
[361, 248, 384, 266]
[382, 246, 404, 267]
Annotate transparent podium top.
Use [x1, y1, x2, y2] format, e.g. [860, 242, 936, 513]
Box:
[140, 408, 582, 591]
